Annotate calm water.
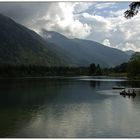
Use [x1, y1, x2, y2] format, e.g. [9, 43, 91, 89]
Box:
[0, 76, 140, 138]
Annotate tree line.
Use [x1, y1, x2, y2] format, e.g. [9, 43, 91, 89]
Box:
[0, 52, 139, 78]
[127, 52, 140, 79]
[0, 62, 131, 78]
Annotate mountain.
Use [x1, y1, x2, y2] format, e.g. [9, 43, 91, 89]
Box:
[41, 29, 96, 66]
[125, 50, 135, 56]
[0, 14, 131, 67]
[0, 14, 68, 66]
[41, 30, 130, 67]
[130, 52, 140, 61]
[72, 38, 130, 67]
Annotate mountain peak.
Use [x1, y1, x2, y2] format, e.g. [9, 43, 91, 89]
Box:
[125, 50, 135, 56]
[0, 14, 67, 66]
[41, 29, 69, 40]
[43, 30, 130, 67]
[0, 14, 131, 67]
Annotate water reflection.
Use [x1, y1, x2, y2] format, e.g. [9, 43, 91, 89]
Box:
[0, 77, 140, 138]
[121, 94, 136, 99]
[89, 81, 100, 89]
[128, 80, 140, 88]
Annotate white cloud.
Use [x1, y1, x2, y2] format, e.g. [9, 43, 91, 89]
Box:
[103, 39, 111, 47]
[124, 43, 138, 51]
[77, 7, 140, 52]
[116, 42, 140, 52]
[30, 2, 92, 39]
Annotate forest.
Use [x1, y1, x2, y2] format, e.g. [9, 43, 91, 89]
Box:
[0, 52, 139, 78]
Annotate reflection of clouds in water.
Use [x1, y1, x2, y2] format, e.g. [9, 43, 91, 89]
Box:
[16, 103, 95, 137]
[102, 97, 137, 136]
[102, 99, 114, 128]
[11, 92, 140, 137]
[14, 94, 135, 137]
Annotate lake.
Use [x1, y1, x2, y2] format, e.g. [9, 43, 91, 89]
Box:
[0, 76, 140, 138]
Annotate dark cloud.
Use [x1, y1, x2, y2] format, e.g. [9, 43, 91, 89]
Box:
[0, 2, 51, 24]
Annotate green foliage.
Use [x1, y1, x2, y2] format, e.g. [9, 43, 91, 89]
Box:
[124, 2, 140, 19]
[96, 64, 102, 75]
[89, 63, 96, 75]
[0, 65, 88, 78]
[127, 52, 140, 78]
[0, 62, 130, 78]
[127, 60, 140, 78]
[112, 63, 128, 73]
[89, 63, 103, 76]
[130, 52, 140, 61]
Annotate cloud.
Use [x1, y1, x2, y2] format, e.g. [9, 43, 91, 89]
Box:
[124, 43, 140, 52]
[34, 2, 92, 38]
[116, 42, 140, 52]
[94, 2, 116, 10]
[0, 2, 50, 24]
[0, 2, 139, 52]
[103, 39, 111, 47]
[0, 2, 92, 39]
[77, 7, 140, 52]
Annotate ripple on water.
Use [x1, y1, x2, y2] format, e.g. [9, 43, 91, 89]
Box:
[97, 90, 121, 96]
[78, 78, 127, 82]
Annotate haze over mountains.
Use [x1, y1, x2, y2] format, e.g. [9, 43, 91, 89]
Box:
[0, 14, 131, 67]
[42, 30, 130, 67]
[125, 50, 135, 56]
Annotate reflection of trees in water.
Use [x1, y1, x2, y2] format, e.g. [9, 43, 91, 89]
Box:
[0, 108, 34, 137]
[0, 78, 73, 137]
[115, 81, 128, 87]
[89, 81, 100, 89]
[0, 78, 72, 108]
[128, 80, 140, 88]
[115, 80, 140, 88]
[121, 94, 136, 99]
[126, 90, 140, 112]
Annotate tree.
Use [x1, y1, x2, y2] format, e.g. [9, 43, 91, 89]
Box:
[89, 63, 96, 75]
[130, 52, 140, 61]
[127, 59, 140, 78]
[124, 2, 140, 19]
[95, 64, 102, 75]
[113, 62, 128, 73]
[127, 52, 140, 78]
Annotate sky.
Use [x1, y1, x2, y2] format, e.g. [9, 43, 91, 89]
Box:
[0, 2, 140, 52]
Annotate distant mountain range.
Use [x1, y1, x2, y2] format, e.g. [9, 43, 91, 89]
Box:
[0, 14, 131, 67]
[41, 30, 130, 67]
